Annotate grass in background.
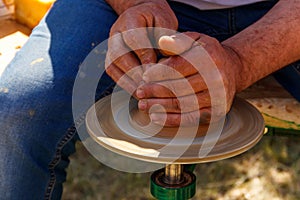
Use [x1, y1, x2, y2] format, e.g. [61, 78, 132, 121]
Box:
[62, 135, 300, 200]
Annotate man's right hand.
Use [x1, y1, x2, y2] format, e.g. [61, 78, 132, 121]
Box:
[105, 0, 178, 96]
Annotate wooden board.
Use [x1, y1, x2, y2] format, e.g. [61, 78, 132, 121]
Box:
[238, 76, 300, 132]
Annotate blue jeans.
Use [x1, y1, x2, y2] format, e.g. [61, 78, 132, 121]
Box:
[0, 0, 298, 199]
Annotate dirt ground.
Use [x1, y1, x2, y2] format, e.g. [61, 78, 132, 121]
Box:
[62, 135, 300, 200]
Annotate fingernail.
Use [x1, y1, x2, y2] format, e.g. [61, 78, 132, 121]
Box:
[150, 113, 165, 125]
[138, 100, 147, 110]
[136, 87, 145, 98]
[150, 113, 160, 124]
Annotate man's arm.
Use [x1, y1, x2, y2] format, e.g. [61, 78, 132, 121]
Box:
[137, 0, 300, 126]
[104, 0, 178, 96]
[222, 0, 300, 92]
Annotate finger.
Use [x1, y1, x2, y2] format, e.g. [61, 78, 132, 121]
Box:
[153, 28, 177, 47]
[138, 91, 211, 113]
[158, 32, 201, 56]
[113, 52, 144, 84]
[122, 28, 157, 65]
[107, 31, 130, 65]
[105, 63, 138, 95]
[137, 74, 207, 98]
[106, 33, 144, 84]
[143, 54, 199, 83]
[144, 36, 213, 83]
[150, 108, 213, 127]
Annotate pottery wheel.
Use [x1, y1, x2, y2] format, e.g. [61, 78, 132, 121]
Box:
[86, 91, 265, 164]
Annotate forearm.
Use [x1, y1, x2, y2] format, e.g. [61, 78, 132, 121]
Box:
[222, 0, 300, 92]
[105, 0, 169, 15]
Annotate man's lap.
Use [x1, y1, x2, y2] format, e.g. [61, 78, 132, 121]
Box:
[0, 0, 299, 199]
[0, 0, 117, 199]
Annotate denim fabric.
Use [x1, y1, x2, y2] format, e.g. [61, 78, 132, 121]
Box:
[0, 0, 117, 199]
[0, 0, 298, 199]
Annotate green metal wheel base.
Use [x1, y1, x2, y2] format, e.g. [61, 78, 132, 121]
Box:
[150, 168, 196, 200]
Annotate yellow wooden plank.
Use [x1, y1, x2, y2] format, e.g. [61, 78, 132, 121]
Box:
[239, 76, 300, 132]
[14, 0, 55, 29]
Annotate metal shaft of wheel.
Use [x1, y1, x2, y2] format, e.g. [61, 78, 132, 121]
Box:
[150, 164, 196, 200]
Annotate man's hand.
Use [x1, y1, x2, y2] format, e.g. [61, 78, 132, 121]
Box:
[137, 32, 242, 126]
[105, 0, 178, 96]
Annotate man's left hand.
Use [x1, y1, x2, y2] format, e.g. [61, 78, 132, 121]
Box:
[136, 32, 242, 126]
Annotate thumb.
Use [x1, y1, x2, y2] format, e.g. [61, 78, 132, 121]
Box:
[158, 32, 201, 56]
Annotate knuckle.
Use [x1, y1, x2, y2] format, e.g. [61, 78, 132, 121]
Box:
[183, 95, 199, 112]
[196, 93, 210, 106]
[139, 49, 156, 64]
[123, 36, 136, 48]
[104, 57, 111, 69]
[183, 111, 200, 125]
[106, 47, 118, 63]
[164, 82, 176, 96]
[105, 65, 114, 75]
[171, 98, 181, 111]
[168, 56, 181, 69]
[200, 109, 211, 123]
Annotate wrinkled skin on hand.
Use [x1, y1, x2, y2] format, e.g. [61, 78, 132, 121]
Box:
[105, 2, 241, 127]
[105, 1, 178, 96]
[136, 32, 241, 127]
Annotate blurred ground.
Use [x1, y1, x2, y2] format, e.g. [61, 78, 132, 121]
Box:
[62, 135, 300, 200]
